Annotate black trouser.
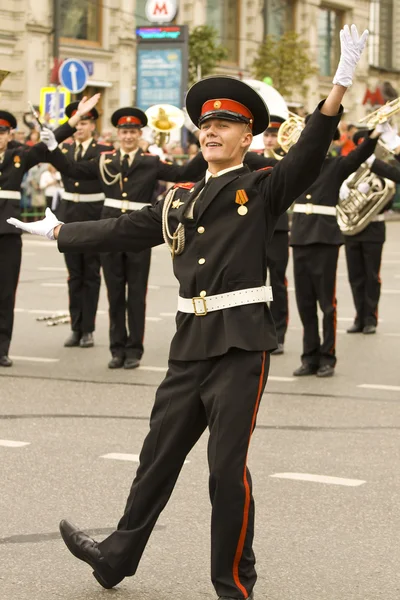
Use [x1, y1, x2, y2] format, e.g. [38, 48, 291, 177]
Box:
[64, 252, 101, 334]
[0, 234, 22, 356]
[292, 244, 339, 367]
[101, 249, 151, 360]
[266, 231, 289, 344]
[98, 349, 270, 598]
[344, 239, 383, 327]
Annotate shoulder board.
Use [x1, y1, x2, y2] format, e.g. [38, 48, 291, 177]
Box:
[174, 182, 195, 190]
[257, 166, 273, 172]
[101, 150, 116, 155]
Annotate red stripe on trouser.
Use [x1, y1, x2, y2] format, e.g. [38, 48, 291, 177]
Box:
[232, 351, 266, 598]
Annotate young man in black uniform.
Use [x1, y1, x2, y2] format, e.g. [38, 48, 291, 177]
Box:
[262, 116, 289, 354]
[59, 102, 110, 349]
[343, 129, 400, 334]
[0, 96, 99, 367]
[8, 24, 366, 599]
[44, 107, 207, 369]
[290, 117, 384, 378]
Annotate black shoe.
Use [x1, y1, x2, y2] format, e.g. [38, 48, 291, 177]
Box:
[80, 333, 94, 348]
[347, 323, 363, 333]
[316, 365, 335, 377]
[219, 594, 254, 600]
[271, 343, 284, 355]
[59, 520, 124, 589]
[108, 356, 125, 369]
[363, 325, 376, 334]
[64, 332, 81, 347]
[293, 364, 318, 376]
[0, 355, 12, 367]
[124, 358, 140, 370]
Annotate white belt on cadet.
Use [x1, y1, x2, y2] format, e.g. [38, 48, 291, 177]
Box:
[104, 198, 151, 211]
[178, 286, 273, 317]
[62, 192, 105, 202]
[293, 203, 337, 216]
[0, 190, 21, 200]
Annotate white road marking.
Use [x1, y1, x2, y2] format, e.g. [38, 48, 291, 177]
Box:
[22, 240, 55, 247]
[148, 285, 160, 290]
[358, 384, 400, 392]
[381, 289, 400, 294]
[270, 473, 366, 487]
[138, 366, 166, 372]
[10, 355, 60, 363]
[145, 317, 162, 322]
[160, 312, 176, 317]
[22, 252, 36, 256]
[268, 376, 295, 382]
[0, 439, 31, 448]
[101, 453, 189, 464]
[38, 267, 67, 272]
[385, 333, 400, 337]
[41, 283, 66, 287]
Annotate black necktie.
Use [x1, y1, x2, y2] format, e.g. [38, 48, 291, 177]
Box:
[121, 153, 130, 174]
[193, 176, 215, 219]
[75, 144, 83, 162]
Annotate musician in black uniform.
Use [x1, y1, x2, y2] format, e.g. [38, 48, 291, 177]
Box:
[8, 24, 366, 599]
[344, 129, 400, 334]
[290, 122, 384, 377]
[44, 107, 208, 369]
[0, 96, 99, 367]
[262, 116, 289, 354]
[58, 102, 110, 349]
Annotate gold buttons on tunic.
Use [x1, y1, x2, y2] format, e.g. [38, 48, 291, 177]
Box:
[306, 194, 311, 199]
[198, 258, 206, 265]
[197, 226, 205, 234]
[124, 177, 128, 182]
[122, 192, 127, 197]
[199, 290, 207, 297]
[74, 181, 79, 187]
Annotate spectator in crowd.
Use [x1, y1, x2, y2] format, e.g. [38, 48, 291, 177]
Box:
[39, 164, 63, 211]
[25, 129, 41, 146]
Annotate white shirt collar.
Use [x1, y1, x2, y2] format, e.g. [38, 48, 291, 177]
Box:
[77, 137, 94, 154]
[121, 147, 139, 164]
[205, 163, 244, 182]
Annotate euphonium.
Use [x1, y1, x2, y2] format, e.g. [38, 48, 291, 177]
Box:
[145, 104, 185, 147]
[277, 111, 305, 154]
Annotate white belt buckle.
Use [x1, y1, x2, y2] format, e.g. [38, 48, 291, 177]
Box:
[192, 297, 207, 316]
[305, 203, 313, 215]
[73, 193, 80, 203]
[121, 200, 128, 213]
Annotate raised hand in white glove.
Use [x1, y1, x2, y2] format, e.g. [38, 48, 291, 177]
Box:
[376, 122, 400, 150]
[40, 127, 58, 151]
[339, 181, 350, 201]
[7, 208, 62, 240]
[333, 24, 369, 88]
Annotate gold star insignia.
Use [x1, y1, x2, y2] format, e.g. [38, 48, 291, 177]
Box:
[172, 199, 185, 209]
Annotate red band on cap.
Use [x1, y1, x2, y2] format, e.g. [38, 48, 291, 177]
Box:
[0, 119, 11, 128]
[268, 121, 282, 129]
[201, 99, 254, 126]
[71, 109, 94, 118]
[118, 116, 141, 126]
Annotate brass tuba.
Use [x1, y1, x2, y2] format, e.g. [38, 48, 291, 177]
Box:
[277, 111, 305, 154]
[145, 103, 185, 147]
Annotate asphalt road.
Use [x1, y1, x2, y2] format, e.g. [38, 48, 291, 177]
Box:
[1, 223, 400, 600]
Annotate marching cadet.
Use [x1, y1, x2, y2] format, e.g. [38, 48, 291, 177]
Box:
[344, 129, 400, 334]
[8, 24, 366, 600]
[290, 119, 385, 377]
[44, 107, 208, 369]
[58, 102, 110, 349]
[0, 95, 99, 367]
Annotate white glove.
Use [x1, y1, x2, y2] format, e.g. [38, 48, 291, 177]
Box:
[183, 107, 199, 136]
[339, 181, 350, 201]
[365, 154, 376, 167]
[377, 122, 400, 150]
[7, 208, 62, 240]
[40, 127, 58, 151]
[333, 24, 369, 87]
[357, 182, 371, 194]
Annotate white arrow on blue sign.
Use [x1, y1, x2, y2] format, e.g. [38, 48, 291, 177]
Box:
[59, 59, 89, 94]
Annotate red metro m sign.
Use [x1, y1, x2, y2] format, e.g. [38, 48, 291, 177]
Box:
[145, 0, 178, 23]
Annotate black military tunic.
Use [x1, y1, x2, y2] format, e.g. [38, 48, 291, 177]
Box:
[344, 157, 400, 328]
[56, 105, 340, 598]
[0, 122, 75, 358]
[290, 134, 378, 368]
[49, 146, 208, 361]
[58, 138, 110, 337]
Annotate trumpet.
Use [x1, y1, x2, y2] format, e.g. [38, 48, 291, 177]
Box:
[145, 104, 185, 147]
[359, 97, 400, 128]
[277, 111, 305, 154]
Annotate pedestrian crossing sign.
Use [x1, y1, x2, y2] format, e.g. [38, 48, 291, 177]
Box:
[39, 87, 71, 125]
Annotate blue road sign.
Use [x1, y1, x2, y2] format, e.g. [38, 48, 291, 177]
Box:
[59, 59, 89, 94]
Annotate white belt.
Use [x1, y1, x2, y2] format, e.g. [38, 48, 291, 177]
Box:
[104, 198, 151, 211]
[63, 192, 105, 202]
[293, 203, 337, 216]
[178, 286, 273, 316]
[0, 190, 21, 200]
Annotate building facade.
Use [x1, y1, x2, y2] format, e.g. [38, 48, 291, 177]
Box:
[0, 0, 399, 131]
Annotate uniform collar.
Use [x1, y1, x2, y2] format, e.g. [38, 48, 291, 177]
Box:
[76, 137, 94, 155]
[120, 147, 139, 164]
[205, 163, 244, 182]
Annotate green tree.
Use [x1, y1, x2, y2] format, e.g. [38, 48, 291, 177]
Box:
[188, 26, 228, 86]
[251, 31, 318, 98]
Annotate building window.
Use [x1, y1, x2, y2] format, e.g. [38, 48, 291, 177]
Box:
[60, 0, 101, 44]
[369, 0, 393, 69]
[206, 0, 239, 63]
[317, 7, 342, 76]
[264, 0, 294, 37]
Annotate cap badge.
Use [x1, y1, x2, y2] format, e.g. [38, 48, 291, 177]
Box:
[213, 100, 222, 109]
[127, 117, 132, 122]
